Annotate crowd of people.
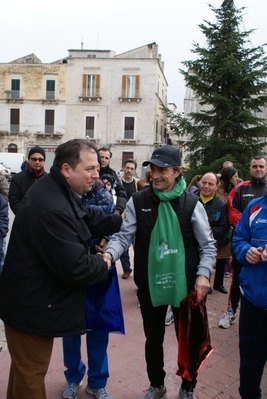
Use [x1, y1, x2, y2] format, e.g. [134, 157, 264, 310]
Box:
[0, 142, 266, 399]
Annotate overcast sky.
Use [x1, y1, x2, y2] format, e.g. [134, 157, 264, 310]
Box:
[2, 0, 267, 111]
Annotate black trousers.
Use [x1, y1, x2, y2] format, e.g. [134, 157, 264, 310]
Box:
[228, 251, 243, 313]
[137, 288, 197, 391]
[214, 258, 226, 287]
[239, 295, 267, 399]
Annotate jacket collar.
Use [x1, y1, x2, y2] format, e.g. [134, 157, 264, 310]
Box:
[250, 176, 266, 186]
[50, 165, 87, 219]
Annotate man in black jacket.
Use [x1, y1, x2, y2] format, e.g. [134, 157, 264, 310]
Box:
[8, 145, 47, 214]
[197, 172, 229, 294]
[98, 146, 127, 215]
[0, 139, 122, 399]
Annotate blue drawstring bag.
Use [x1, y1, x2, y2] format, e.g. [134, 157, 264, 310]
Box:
[85, 265, 125, 334]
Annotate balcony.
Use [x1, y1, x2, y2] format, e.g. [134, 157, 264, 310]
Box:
[42, 91, 59, 104]
[118, 97, 142, 103]
[116, 132, 139, 144]
[79, 96, 102, 102]
[46, 91, 55, 100]
[45, 125, 54, 134]
[116, 138, 140, 144]
[34, 131, 64, 138]
[85, 130, 101, 142]
[0, 129, 31, 137]
[10, 124, 19, 133]
[5, 91, 24, 103]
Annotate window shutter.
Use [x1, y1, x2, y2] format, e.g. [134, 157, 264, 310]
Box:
[86, 116, 94, 130]
[45, 110, 54, 125]
[82, 74, 87, 97]
[86, 116, 95, 138]
[10, 109, 20, 124]
[46, 80, 55, 91]
[96, 75, 100, 97]
[135, 75, 140, 98]
[122, 75, 126, 98]
[11, 79, 20, 91]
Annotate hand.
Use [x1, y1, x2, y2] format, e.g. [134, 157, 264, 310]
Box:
[195, 275, 210, 302]
[94, 238, 107, 254]
[246, 246, 262, 264]
[261, 244, 267, 262]
[101, 253, 111, 269]
[97, 252, 111, 269]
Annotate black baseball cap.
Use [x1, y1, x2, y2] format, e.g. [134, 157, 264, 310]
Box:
[142, 146, 181, 168]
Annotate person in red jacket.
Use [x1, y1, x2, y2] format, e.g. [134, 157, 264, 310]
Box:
[219, 155, 267, 328]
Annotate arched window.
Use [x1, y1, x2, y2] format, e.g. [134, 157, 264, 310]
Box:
[8, 143, 18, 153]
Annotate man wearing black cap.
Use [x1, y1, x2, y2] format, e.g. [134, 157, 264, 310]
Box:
[9, 145, 46, 214]
[103, 146, 216, 399]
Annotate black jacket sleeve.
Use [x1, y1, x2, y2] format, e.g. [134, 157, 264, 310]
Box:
[87, 208, 122, 236]
[114, 180, 127, 214]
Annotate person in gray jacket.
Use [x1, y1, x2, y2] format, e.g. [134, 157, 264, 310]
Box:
[102, 146, 216, 399]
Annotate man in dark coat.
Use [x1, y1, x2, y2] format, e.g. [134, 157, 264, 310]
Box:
[98, 146, 127, 215]
[8, 145, 47, 214]
[0, 139, 122, 399]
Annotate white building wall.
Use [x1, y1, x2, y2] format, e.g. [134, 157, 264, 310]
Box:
[65, 53, 168, 177]
[0, 44, 169, 177]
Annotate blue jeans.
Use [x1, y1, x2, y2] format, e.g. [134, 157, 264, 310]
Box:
[239, 295, 267, 399]
[62, 330, 109, 389]
[120, 249, 132, 273]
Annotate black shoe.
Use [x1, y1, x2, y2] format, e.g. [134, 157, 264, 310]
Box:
[213, 285, 228, 294]
[208, 288, 213, 294]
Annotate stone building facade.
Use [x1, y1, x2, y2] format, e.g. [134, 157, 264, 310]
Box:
[0, 43, 169, 177]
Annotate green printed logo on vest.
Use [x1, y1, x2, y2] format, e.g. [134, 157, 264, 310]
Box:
[158, 242, 178, 259]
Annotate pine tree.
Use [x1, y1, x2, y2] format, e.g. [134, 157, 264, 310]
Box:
[165, 0, 267, 178]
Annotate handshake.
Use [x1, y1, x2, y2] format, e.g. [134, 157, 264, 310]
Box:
[95, 237, 112, 269]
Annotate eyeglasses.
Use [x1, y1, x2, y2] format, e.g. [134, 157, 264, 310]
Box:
[30, 157, 45, 162]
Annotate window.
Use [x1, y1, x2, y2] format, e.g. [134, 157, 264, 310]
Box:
[10, 109, 20, 133]
[122, 152, 134, 167]
[85, 116, 95, 138]
[82, 74, 100, 97]
[11, 79, 20, 99]
[124, 117, 134, 139]
[46, 80, 55, 100]
[121, 75, 140, 98]
[45, 110, 55, 134]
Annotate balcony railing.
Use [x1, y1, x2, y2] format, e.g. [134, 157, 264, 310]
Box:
[124, 131, 134, 140]
[46, 91, 55, 100]
[85, 129, 94, 138]
[11, 90, 20, 99]
[10, 124, 19, 133]
[45, 125, 54, 134]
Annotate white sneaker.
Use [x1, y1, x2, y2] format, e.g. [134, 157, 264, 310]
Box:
[86, 386, 113, 399]
[218, 310, 236, 329]
[62, 381, 82, 399]
[165, 307, 174, 326]
[179, 387, 194, 398]
[142, 385, 167, 399]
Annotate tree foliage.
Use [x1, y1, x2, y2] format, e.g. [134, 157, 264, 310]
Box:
[163, 0, 267, 178]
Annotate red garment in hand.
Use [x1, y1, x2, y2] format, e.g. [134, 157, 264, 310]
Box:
[177, 290, 213, 381]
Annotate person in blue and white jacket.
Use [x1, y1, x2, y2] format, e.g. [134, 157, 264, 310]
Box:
[232, 192, 267, 399]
